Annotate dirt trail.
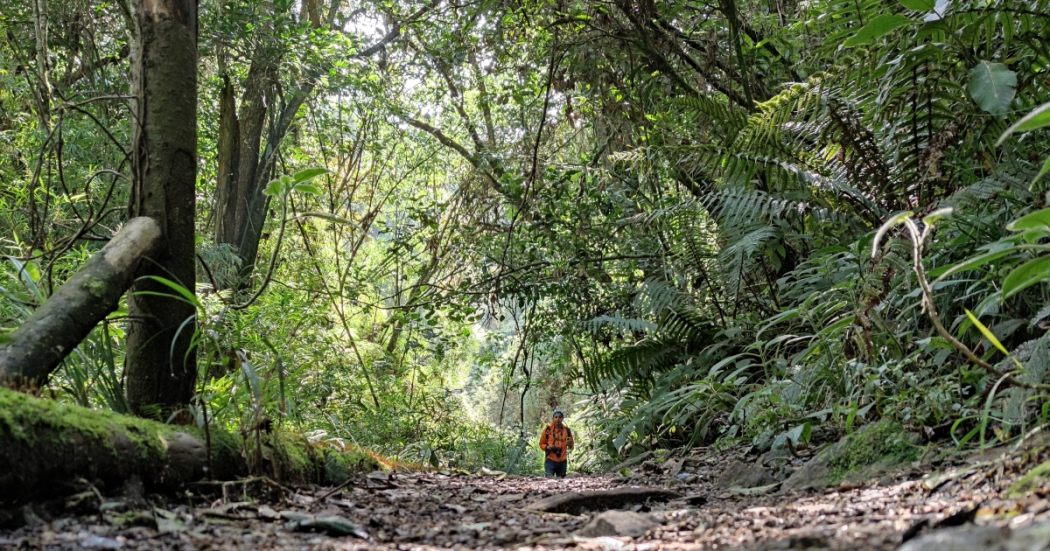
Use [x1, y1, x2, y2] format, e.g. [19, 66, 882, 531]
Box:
[3, 444, 1050, 550]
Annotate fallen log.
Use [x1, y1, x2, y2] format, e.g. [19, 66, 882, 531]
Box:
[524, 487, 682, 515]
[0, 387, 378, 505]
[0, 217, 161, 388]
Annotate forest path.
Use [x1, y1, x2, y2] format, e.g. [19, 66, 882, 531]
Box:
[3, 444, 1049, 551]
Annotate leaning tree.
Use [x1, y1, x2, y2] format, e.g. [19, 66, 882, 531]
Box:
[0, 0, 198, 419]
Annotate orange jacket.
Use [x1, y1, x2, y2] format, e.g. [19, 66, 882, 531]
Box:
[539, 422, 574, 462]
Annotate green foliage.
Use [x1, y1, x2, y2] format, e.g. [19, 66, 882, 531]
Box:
[3, 0, 1050, 473]
[968, 62, 1017, 118]
[567, 0, 1050, 461]
[1000, 102, 1050, 143]
[844, 15, 914, 47]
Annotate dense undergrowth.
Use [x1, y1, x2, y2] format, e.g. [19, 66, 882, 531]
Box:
[562, 0, 1050, 461]
[2, 0, 1050, 475]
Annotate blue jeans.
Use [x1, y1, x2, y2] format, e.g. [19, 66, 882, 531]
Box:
[545, 458, 567, 477]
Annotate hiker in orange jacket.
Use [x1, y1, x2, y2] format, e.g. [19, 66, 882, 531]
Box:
[539, 410, 574, 477]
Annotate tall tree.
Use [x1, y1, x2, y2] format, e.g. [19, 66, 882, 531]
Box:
[124, 0, 198, 417]
[210, 0, 434, 289]
[210, 0, 342, 289]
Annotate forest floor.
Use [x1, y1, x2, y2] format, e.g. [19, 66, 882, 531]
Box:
[4, 439, 1050, 551]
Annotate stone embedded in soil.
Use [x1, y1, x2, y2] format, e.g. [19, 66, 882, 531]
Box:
[716, 460, 777, 489]
[897, 520, 1050, 551]
[782, 421, 919, 492]
[524, 487, 682, 515]
[577, 510, 656, 538]
[897, 525, 1007, 550]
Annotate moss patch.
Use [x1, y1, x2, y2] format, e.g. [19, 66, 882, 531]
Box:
[0, 387, 184, 504]
[1, 387, 386, 504]
[82, 276, 109, 299]
[825, 421, 920, 484]
[782, 420, 921, 492]
[269, 430, 322, 483]
[0, 386, 167, 461]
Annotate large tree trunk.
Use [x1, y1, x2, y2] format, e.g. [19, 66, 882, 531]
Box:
[208, 1, 420, 291]
[0, 387, 378, 506]
[210, 2, 337, 290]
[210, 48, 275, 289]
[0, 218, 162, 389]
[211, 51, 293, 290]
[125, 0, 199, 418]
[211, 74, 241, 260]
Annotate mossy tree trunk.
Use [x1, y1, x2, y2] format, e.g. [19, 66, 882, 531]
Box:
[125, 0, 199, 418]
[0, 218, 162, 389]
[0, 387, 377, 506]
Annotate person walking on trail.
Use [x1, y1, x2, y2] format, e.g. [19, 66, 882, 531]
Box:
[540, 410, 574, 477]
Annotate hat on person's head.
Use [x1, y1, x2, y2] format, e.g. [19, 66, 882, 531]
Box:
[553, 410, 564, 417]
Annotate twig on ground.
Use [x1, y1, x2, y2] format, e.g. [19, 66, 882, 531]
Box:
[315, 477, 356, 503]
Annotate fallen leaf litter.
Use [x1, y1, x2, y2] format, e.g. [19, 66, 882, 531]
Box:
[5, 443, 1050, 550]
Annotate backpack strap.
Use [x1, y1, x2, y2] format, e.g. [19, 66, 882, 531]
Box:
[545, 424, 572, 440]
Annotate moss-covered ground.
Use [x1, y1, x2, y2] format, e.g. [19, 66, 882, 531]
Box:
[825, 420, 921, 484]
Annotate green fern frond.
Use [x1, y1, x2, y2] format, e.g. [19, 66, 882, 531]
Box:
[585, 315, 658, 335]
[585, 337, 684, 389]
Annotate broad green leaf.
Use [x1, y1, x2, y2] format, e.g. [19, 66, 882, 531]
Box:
[292, 167, 328, 183]
[899, 0, 934, 10]
[930, 245, 1015, 283]
[292, 183, 322, 195]
[263, 179, 284, 197]
[1002, 256, 1050, 299]
[843, 15, 913, 47]
[997, 102, 1050, 145]
[968, 61, 1017, 118]
[1032, 156, 1050, 189]
[1022, 230, 1044, 244]
[1007, 208, 1050, 233]
[21, 261, 41, 283]
[141, 275, 200, 307]
[965, 309, 1010, 356]
[785, 422, 811, 445]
